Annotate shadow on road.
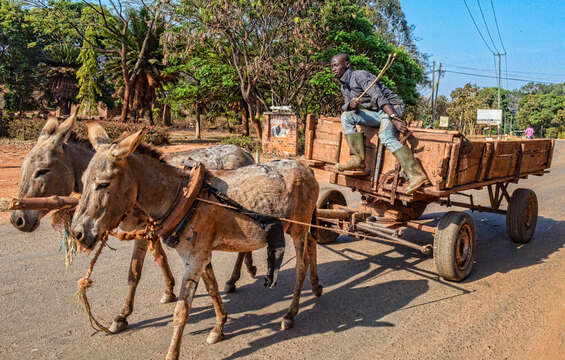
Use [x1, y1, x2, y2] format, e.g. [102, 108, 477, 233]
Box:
[124, 210, 564, 357]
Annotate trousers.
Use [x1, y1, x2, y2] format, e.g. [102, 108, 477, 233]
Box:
[341, 104, 405, 153]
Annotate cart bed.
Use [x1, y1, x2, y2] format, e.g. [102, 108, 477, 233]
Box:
[302, 115, 554, 201]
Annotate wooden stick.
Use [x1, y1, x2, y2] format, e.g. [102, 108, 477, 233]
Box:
[8, 196, 79, 211]
[355, 53, 397, 101]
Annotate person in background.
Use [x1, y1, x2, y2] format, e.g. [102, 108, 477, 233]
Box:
[525, 125, 534, 139]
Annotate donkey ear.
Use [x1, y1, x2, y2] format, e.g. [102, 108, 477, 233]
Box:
[87, 122, 110, 151]
[111, 129, 145, 160]
[39, 116, 59, 140]
[51, 111, 77, 145]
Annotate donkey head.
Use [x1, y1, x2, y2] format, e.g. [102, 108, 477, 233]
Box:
[11, 114, 77, 232]
[71, 124, 144, 249]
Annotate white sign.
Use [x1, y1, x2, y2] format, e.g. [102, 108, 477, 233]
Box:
[439, 116, 450, 128]
[477, 109, 502, 125]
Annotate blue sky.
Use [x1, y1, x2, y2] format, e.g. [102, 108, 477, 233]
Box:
[401, 0, 565, 97]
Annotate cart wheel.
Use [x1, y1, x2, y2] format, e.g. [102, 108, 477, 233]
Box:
[506, 188, 538, 244]
[316, 189, 347, 244]
[434, 211, 476, 282]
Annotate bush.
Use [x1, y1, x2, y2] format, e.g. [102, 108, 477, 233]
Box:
[0, 115, 10, 138]
[74, 121, 170, 146]
[3, 116, 170, 145]
[6, 115, 46, 140]
[221, 135, 260, 152]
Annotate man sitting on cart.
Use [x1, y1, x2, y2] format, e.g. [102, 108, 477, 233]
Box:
[331, 53, 427, 194]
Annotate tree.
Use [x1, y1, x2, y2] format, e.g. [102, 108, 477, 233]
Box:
[76, 25, 101, 117]
[0, 0, 44, 110]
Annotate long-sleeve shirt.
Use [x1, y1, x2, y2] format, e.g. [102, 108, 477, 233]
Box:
[339, 68, 403, 111]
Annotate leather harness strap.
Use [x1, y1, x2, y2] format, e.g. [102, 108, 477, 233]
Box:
[157, 164, 206, 244]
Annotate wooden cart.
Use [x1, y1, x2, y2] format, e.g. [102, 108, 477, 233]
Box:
[302, 114, 555, 281]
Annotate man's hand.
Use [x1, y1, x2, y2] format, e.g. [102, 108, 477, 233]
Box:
[349, 98, 360, 110]
[391, 116, 407, 133]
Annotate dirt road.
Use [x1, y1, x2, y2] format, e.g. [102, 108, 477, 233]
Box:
[1, 142, 564, 360]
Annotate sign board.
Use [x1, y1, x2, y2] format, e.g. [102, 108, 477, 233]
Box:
[439, 116, 450, 128]
[477, 109, 502, 125]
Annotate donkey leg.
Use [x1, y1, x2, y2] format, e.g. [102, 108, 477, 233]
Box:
[224, 252, 245, 293]
[243, 251, 257, 277]
[307, 233, 323, 297]
[201, 263, 227, 344]
[110, 237, 148, 334]
[153, 239, 177, 303]
[165, 260, 203, 360]
[281, 233, 309, 330]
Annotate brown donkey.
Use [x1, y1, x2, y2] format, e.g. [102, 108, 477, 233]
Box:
[71, 125, 322, 360]
[11, 116, 257, 334]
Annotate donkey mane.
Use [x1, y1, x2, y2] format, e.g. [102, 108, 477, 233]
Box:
[113, 132, 167, 163]
[68, 132, 93, 150]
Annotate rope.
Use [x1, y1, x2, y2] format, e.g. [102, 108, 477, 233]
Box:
[195, 197, 396, 243]
[74, 232, 113, 335]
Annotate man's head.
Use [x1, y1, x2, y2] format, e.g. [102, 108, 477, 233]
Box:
[331, 53, 350, 79]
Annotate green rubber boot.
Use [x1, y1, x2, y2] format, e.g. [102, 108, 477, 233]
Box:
[393, 145, 428, 194]
[336, 132, 365, 171]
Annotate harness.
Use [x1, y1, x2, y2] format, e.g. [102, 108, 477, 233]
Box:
[155, 162, 286, 288]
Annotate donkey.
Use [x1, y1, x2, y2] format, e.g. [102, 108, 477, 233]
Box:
[10, 116, 256, 334]
[71, 125, 322, 360]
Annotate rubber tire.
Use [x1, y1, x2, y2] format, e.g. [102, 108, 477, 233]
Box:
[433, 211, 477, 282]
[506, 188, 538, 244]
[316, 189, 347, 244]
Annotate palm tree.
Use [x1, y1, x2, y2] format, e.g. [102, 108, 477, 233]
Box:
[101, 6, 165, 123]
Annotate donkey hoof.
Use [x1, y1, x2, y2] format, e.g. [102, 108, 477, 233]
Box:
[206, 330, 224, 344]
[109, 319, 128, 334]
[249, 266, 257, 278]
[281, 317, 294, 330]
[314, 285, 324, 297]
[160, 292, 177, 304]
[224, 283, 236, 293]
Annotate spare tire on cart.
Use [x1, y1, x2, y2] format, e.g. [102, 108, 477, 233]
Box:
[433, 211, 477, 282]
[316, 189, 347, 244]
[506, 188, 538, 244]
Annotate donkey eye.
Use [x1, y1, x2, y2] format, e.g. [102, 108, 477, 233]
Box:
[34, 169, 50, 178]
[96, 182, 111, 190]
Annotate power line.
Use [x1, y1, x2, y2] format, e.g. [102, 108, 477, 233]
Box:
[462, 0, 495, 54]
[443, 69, 564, 84]
[476, 0, 499, 52]
[490, 0, 507, 53]
[442, 63, 565, 77]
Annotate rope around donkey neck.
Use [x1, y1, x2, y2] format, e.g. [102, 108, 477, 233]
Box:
[75, 232, 113, 335]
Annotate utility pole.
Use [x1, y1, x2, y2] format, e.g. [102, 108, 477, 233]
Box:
[432, 63, 442, 128]
[429, 61, 435, 128]
[494, 52, 506, 134]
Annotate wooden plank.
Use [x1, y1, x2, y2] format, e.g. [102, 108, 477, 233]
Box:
[478, 142, 493, 181]
[312, 141, 339, 163]
[445, 140, 461, 189]
[422, 171, 545, 197]
[487, 141, 520, 179]
[455, 142, 485, 186]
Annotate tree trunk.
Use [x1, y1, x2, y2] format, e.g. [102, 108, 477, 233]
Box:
[195, 104, 201, 140]
[162, 104, 171, 126]
[120, 80, 134, 123]
[241, 100, 249, 136]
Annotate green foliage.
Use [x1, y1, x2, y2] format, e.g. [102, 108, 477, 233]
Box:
[76, 25, 101, 115]
[220, 136, 260, 152]
[306, 0, 424, 116]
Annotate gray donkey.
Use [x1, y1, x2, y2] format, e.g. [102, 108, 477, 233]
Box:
[11, 114, 256, 334]
[71, 125, 322, 360]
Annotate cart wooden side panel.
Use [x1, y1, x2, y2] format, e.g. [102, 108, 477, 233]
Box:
[303, 114, 554, 200]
